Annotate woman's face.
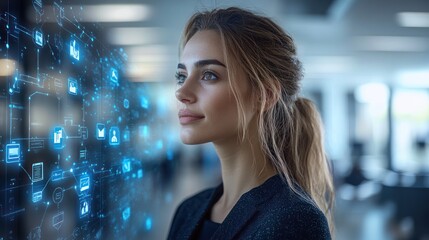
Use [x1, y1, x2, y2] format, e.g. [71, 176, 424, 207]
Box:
[175, 30, 255, 145]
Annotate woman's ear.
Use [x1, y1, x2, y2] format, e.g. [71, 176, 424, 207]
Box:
[256, 82, 280, 112]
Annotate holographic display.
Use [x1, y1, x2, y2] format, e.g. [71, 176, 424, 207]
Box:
[1, 1, 175, 239]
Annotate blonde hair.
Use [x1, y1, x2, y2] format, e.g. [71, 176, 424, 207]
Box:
[181, 7, 335, 234]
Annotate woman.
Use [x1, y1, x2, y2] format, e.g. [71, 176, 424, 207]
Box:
[168, 7, 334, 240]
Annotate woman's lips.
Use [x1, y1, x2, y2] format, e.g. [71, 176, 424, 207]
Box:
[178, 109, 205, 124]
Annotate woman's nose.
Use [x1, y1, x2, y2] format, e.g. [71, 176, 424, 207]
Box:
[175, 83, 196, 104]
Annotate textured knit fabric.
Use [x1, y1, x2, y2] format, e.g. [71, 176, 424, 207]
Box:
[167, 175, 331, 240]
[195, 218, 221, 239]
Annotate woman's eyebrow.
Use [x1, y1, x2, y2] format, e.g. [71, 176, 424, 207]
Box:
[177, 59, 226, 70]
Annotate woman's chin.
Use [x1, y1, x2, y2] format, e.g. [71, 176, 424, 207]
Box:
[180, 132, 208, 145]
[180, 137, 205, 145]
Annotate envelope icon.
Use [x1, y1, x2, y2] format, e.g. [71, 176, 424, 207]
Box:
[96, 123, 105, 140]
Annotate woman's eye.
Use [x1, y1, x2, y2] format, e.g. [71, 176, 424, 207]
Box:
[202, 71, 218, 81]
[175, 72, 187, 85]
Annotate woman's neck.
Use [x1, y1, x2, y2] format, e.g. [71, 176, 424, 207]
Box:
[211, 128, 276, 222]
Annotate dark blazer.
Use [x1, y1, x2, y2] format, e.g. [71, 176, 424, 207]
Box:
[167, 175, 331, 240]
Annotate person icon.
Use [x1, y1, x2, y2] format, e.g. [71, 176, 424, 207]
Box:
[111, 130, 117, 143]
[109, 127, 120, 145]
[110, 68, 118, 83]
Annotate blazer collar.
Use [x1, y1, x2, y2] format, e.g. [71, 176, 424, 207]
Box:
[212, 174, 283, 239]
[180, 184, 223, 239]
[183, 174, 284, 240]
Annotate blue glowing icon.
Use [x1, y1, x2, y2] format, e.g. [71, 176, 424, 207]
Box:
[5, 143, 20, 163]
[137, 169, 143, 179]
[32, 162, 44, 182]
[34, 30, 43, 47]
[80, 126, 88, 140]
[156, 140, 163, 150]
[52, 187, 64, 204]
[52, 211, 64, 230]
[109, 127, 120, 146]
[53, 126, 65, 149]
[141, 97, 149, 109]
[96, 123, 105, 140]
[145, 217, 152, 230]
[139, 125, 149, 139]
[79, 148, 87, 160]
[70, 38, 80, 61]
[52, 170, 63, 181]
[79, 176, 90, 193]
[123, 99, 129, 109]
[122, 158, 131, 173]
[123, 128, 130, 142]
[122, 207, 130, 221]
[32, 191, 42, 203]
[68, 78, 78, 95]
[79, 198, 90, 218]
[110, 68, 118, 83]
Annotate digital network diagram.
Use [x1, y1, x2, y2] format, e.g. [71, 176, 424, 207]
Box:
[0, 1, 172, 239]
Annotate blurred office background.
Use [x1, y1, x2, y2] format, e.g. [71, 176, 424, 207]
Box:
[1, 0, 429, 239]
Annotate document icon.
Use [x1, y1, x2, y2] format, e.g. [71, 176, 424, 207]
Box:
[32, 162, 44, 182]
[80, 176, 90, 192]
[6, 143, 20, 163]
[54, 127, 62, 144]
[96, 123, 105, 140]
[53, 126, 65, 149]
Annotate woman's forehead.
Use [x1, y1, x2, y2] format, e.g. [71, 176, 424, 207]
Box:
[180, 30, 225, 67]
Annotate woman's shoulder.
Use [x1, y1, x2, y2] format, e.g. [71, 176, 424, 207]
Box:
[252, 184, 330, 239]
[260, 180, 326, 220]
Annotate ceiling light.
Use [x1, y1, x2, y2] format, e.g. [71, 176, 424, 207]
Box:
[108, 28, 162, 45]
[75, 4, 151, 22]
[354, 36, 429, 52]
[126, 45, 170, 63]
[302, 56, 353, 75]
[355, 82, 389, 104]
[396, 12, 429, 27]
[397, 70, 429, 87]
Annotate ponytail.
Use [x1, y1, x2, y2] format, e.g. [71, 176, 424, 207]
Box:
[268, 97, 335, 235]
[260, 96, 334, 234]
[290, 98, 334, 227]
